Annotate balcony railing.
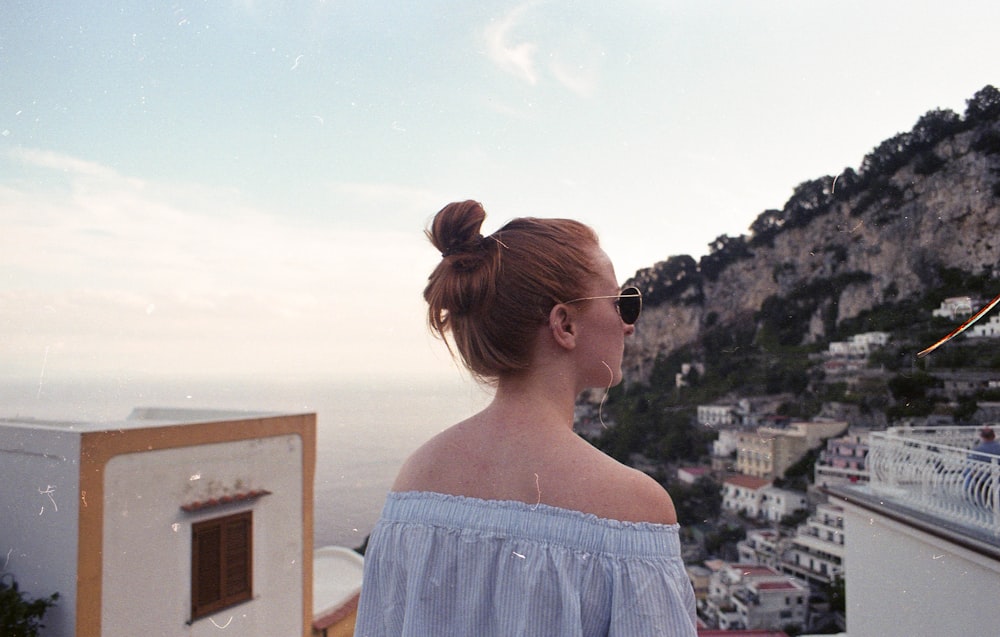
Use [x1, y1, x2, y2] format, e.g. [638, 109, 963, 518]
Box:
[867, 426, 1000, 537]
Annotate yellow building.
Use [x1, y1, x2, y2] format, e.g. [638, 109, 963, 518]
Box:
[736, 420, 847, 479]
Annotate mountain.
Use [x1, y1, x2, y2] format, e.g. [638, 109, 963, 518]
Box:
[624, 85, 1000, 384]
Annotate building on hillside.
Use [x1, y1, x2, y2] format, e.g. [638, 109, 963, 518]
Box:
[722, 475, 772, 517]
[931, 370, 1000, 401]
[932, 296, 976, 320]
[813, 428, 870, 489]
[736, 501, 846, 589]
[967, 312, 1000, 338]
[678, 465, 713, 485]
[826, 331, 890, 358]
[702, 563, 809, 632]
[758, 487, 809, 523]
[676, 361, 706, 389]
[827, 425, 1000, 636]
[780, 502, 845, 587]
[686, 564, 713, 603]
[711, 429, 741, 472]
[698, 403, 738, 427]
[0, 408, 316, 637]
[737, 529, 784, 568]
[736, 420, 847, 479]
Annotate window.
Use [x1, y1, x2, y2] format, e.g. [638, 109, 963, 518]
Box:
[192, 511, 253, 619]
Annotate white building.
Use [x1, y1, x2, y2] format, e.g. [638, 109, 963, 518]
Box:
[722, 475, 772, 517]
[829, 426, 1000, 636]
[932, 296, 975, 320]
[759, 486, 809, 523]
[698, 404, 737, 427]
[677, 466, 712, 485]
[736, 501, 846, 589]
[967, 313, 1000, 338]
[737, 529, 784, 568]
[782, 502, 845, 587]
[827, 331, 890, 358]
[703, 562, 809, 632]
[0, 408, 316, 637]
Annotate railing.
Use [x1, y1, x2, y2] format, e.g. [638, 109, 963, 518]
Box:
[867, 426, 1000, 537]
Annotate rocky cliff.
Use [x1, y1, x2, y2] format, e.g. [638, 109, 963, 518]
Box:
[625, 85, 1000, 382]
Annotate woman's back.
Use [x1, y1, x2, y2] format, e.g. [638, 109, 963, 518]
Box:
[391, 411, 678, 526]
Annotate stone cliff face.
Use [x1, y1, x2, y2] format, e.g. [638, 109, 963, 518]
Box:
[625, 91, 1000, 383]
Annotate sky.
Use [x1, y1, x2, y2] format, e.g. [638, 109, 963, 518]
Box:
[2, 0, 999, 384]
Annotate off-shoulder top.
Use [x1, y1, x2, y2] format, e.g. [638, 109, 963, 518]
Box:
[353, 491, 697, 636]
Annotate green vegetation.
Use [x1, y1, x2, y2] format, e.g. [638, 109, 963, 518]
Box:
[671, 477, 724, 526]
[0, 575, 58, 637]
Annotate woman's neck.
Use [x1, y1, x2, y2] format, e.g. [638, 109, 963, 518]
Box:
[486, 370, 578, 433]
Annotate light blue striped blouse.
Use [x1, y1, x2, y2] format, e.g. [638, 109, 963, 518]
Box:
[354, 491, 697, 636]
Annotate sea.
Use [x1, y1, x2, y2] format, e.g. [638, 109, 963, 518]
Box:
[0, 374, 494, 550]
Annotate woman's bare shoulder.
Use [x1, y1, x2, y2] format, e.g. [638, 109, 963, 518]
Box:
[581, 448, 678, 525]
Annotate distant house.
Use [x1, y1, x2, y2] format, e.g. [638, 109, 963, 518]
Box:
[758, 487, 808, 523]
[722, 475, 772, 516]
[703, 562, 808, 632]
[736, 499, 846, 588]
[722, 476, 805, 522]
[736, 420, 847, 479]
[932, 296, 976, 320]
[686, 564, 713, 602]
[814, 428, 870, 489]
[737, 529, 783, 568]
[967, 313, 1000, 338]
[698, 404, 738, 427]
[711, 429, 741, 472]
[826, 331, 890, 359]
[0, 408, 316, 637]
[783, 501, 845, 587]
[678, 465, 712, 485]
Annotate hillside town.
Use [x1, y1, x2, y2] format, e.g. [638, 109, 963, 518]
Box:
[656, 294, 1000, 635]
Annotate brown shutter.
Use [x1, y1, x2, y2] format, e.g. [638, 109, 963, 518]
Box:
[191, 511, 253, 619]
[222, 514, 252, 599]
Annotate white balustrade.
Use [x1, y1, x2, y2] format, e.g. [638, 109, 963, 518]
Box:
[867, 427, 1000, 537]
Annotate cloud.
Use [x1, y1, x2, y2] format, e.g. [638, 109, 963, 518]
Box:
[483, 4, 539, 85]
[482, 3, 601, 97]
[0, 150, 448, 380]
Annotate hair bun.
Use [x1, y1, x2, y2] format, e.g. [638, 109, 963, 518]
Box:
[441, 233, 485, 258]
[427, 200, 489, 261]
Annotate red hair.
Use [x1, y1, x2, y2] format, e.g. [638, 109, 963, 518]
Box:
[424, 200, 600, 380]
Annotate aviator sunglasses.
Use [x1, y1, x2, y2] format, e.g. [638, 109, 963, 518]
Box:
[563, 286, 642, 325]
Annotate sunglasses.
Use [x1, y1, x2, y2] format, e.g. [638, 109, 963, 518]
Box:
[563, 286, 642, 325]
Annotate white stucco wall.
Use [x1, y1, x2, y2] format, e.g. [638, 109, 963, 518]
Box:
[100, 433, 305, 637]
[0, 422, 81, 637]
[841, 502, 1000, 637]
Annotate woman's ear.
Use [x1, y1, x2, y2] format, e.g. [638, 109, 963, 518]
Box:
[548, 303, 577, 351]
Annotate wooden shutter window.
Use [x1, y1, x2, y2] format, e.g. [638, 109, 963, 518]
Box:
[191, 511, 253, 619]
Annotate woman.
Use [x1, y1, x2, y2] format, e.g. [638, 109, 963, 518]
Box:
[354, 200, 696, 636]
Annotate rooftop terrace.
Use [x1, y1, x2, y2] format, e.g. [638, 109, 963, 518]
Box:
[828, 425, 1000, 556]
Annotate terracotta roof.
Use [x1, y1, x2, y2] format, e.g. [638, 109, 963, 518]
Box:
[755, 580, 799, 590]
[723, 475, 772, 490]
